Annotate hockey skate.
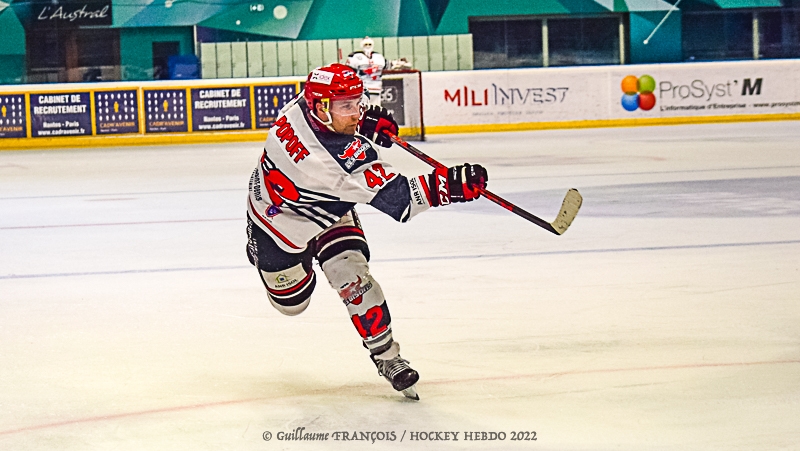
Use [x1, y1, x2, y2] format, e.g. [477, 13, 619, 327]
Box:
[370, 343, 420, 400]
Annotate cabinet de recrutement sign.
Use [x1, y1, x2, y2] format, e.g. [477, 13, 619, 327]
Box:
[30, 0, 112, 27]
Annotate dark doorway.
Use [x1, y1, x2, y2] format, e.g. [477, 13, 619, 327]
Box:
[470, 18, 543, 69]
[153, 41, 180, 80]
[26, 27, 120, 83]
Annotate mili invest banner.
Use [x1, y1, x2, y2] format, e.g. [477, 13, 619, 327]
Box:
[422, 66, 607, 128]
[422, 60, 800, 131]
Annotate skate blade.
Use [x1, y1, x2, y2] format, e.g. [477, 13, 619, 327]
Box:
[401, 385, 419, 400]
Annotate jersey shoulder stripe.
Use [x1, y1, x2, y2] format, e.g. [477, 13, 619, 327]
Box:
[284, 204, 336, 229]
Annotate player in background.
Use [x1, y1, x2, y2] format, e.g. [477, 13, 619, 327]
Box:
[245, 63, 487, 399]
[345, 37, 387, 106]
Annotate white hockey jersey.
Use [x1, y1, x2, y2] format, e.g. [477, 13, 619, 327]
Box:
[345, 51, 387, 96]
[247, 98, 432, 253]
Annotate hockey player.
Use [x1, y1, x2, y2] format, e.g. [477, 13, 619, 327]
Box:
[345, 37, 387, 106]
[245, 63, 487, 399]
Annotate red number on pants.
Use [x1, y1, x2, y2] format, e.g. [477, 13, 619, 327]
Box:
[351, 305, 388, 339]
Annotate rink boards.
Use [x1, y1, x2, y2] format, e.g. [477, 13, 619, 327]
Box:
[421, 59, 800, 134]
[2, 59, 799, 150]
[0, 77, 302, 150]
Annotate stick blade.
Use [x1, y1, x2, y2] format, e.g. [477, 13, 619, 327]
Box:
[550, 189, 583, 235]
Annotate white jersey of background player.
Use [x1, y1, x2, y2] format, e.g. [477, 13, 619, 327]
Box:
[245, 63, 487, 399]
[345, 37, 387, 106]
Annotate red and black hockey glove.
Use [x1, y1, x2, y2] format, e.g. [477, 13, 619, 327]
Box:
[358, 105, 399, 148]
[428, 163, 488, 207]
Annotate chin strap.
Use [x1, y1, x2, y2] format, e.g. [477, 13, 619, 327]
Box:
[308, 109, 337, 133]
[310, 95, 338, 132]
[290, 89, 335, 133]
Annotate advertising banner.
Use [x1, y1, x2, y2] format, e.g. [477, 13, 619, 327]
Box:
[0, 94, 27, 138]
[29, 92, 92, 137]
[422, 61, 800, 130]
[422, 67, 608, 127]
[144, 89, 187, 133]
[254, 84, 297, 129]
[94, 90, 139, 134]
[607, 60, 800, 119]
[3, 61, 798, 150]
[191, 86, 251, 131]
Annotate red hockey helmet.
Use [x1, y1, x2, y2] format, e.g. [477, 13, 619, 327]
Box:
[304, 63, 364, 111]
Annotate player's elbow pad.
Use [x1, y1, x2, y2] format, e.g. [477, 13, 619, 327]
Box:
[369, 176, 431, 222]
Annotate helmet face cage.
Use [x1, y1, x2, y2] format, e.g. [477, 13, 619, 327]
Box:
[361, 37, 374, 54]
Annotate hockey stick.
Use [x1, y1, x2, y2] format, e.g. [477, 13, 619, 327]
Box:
[386, 132, 582, 235]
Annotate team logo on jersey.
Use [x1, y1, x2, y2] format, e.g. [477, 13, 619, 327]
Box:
[339, 276, 373, 306]
[338, 138, 369, 169]
[266, 205, 282, 217]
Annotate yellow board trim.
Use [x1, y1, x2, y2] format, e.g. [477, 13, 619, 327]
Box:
[89, 91, 97, 136]
[0, 130, 268, 150]
[185, 88, 193, 133]
[423, 113, 800, 135]
[249, 86, 257, 131]
[24, 93, 32, 139]
[2, 112, 799, 151]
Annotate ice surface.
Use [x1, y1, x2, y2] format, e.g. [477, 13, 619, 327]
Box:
[1, 122, 799, 450]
